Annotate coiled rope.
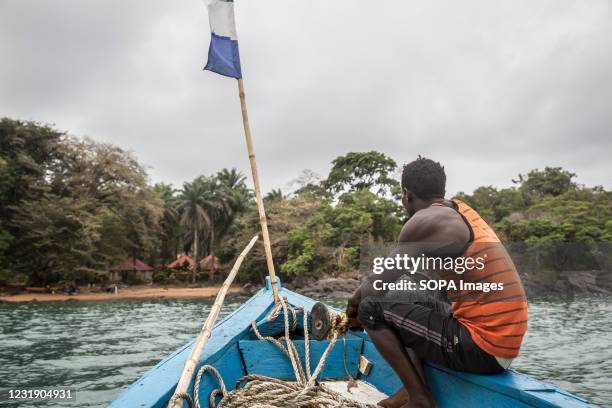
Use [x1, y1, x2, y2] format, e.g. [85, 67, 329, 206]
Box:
[175, 297, 377, 408]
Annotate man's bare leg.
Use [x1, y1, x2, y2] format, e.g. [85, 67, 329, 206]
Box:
[378, 388, 409, 408]
[366, 327, 434, 408]
[406, 348, 426, 383]
[378, 350, 424, 408]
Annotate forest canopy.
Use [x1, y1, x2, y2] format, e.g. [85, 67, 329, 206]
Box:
[1, 119, 610, 286]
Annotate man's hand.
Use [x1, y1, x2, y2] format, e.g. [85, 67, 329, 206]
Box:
[346, 286, 362, 329]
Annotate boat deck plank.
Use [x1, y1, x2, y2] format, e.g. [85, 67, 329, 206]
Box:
[239, 338, 362, 379]
[322, 380, 388, 405]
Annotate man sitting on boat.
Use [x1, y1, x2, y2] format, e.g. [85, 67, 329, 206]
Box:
[346, 156, 528, 408]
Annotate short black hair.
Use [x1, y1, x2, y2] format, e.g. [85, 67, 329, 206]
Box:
[401, 156, 446, 199]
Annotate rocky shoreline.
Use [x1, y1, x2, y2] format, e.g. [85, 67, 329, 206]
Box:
[240, 270, 612, 300]
[238, 276, 359, 299]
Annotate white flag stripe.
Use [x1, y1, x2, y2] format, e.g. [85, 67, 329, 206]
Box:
[208, 1, 238, 40]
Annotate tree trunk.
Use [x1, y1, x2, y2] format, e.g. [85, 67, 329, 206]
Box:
[174, 231, 179, 261]
[209, 224, 216, 281]
[257, 268, 265, 285]
[193, 228, 199, 283]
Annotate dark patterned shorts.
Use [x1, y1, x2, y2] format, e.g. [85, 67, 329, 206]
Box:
[357, 290, 504, 374]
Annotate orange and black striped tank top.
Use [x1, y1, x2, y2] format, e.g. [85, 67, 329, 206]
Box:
[445, 199, 528, 359]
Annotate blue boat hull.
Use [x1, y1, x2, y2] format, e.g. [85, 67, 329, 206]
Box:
[109, 279, 594, 408]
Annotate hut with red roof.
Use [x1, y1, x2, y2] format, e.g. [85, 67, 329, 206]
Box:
[167, 255, 195, 270]
[164, 254, 222, 280]
[199, 255, 220, 272]
[109, 257, 154, 283]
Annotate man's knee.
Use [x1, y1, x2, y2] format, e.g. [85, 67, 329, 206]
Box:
[357, 297, 385, 330]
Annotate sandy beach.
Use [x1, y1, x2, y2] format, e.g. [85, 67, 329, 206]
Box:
[0, 285, 240, 303]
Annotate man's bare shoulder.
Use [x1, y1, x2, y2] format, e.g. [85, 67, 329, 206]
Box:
[399, 205, 469, 243]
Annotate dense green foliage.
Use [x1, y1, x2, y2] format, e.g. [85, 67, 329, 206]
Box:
[175, 172, 250, 282]
[455, 167, 612, 243]
[1, 119, 609, 285]
[456, 167, 612, 273]
[0, 119, 249, 285]
[325, 151, 399, 197]
[0, 119, 163, 284]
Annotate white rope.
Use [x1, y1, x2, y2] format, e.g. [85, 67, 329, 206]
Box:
[179, 297, 377, 408]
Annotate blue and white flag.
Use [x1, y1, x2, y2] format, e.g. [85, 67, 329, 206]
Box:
[204, 0, 242, 79]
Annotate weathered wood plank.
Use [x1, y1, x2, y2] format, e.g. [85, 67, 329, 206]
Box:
[193, 344, 245, 408]
[239, 338, 363, 380]
[425, 365, 532, 408]
[322, 380, 388, 404]
[250, 309, 308, 338]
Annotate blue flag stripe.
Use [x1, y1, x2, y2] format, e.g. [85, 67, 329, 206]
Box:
[204, 33, 242, 79]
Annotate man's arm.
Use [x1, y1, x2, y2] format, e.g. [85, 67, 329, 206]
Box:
[346, 286, 362, 326]
[346, 206, 470, 317]
[346, 212, 435, 320]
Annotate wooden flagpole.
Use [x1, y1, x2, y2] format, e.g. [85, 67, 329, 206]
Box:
[237, 78, 280, 303]
[168, 234, 259, 408]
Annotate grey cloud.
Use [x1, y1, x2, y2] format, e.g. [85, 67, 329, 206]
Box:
[1, 0, 610, 197]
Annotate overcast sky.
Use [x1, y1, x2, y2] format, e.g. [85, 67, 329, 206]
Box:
[1, 0, 611, 196]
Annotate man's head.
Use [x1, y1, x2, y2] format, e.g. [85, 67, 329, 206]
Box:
[401, 156, 446, 215]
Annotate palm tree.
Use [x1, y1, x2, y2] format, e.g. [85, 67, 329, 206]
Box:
[197, 176, 233, 279]
[265, 188, 284, 202]
[217, 168, 247, 191]
[153, 183, 179, 262]
[215, 167, 252, 241]
[178, 171, 251, 282]
[218, 168, 251, 210]
[177, 180, 210, 283]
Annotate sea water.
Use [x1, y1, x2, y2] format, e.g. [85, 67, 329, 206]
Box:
[0, 296, 610, 407]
